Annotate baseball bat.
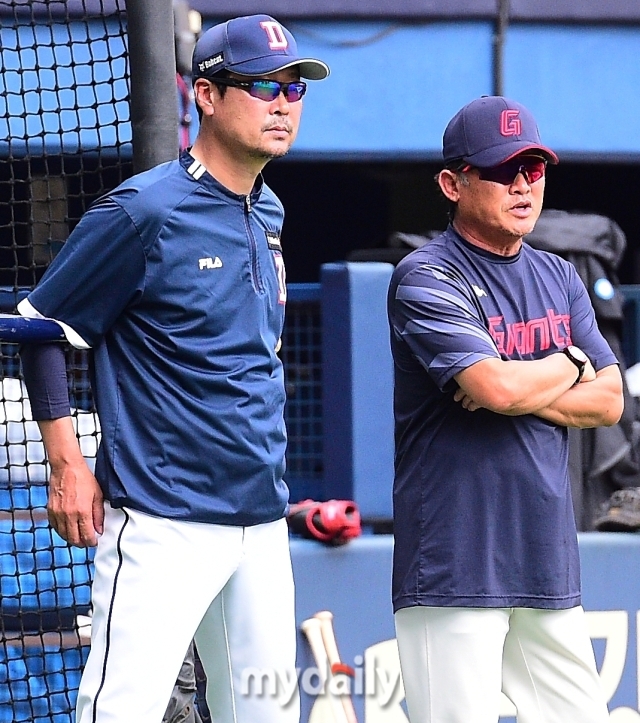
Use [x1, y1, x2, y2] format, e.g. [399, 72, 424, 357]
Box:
[315, 611, 358, 723]
[301, 616, 349, 723]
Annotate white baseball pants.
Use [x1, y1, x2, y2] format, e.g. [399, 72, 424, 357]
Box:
[395, 605, 610, 723]
[76, 505, 298, 723]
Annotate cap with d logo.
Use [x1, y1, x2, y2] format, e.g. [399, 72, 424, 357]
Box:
[192, 14, 329, 81]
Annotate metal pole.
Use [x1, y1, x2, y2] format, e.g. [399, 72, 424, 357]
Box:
[492, 0, 510, 97]
[125, 0, 179, 173]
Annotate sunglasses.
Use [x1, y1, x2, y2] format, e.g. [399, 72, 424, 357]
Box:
[211, 77, 307, 103]
[460, 157, 547, 185]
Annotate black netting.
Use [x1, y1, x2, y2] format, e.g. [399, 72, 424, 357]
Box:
[0, 2, 128, 720]
[281, 297, 324, 501]
[0, 0, 131, 292]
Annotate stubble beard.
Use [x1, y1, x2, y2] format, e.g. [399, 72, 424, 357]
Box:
[250, 142, 292, 162]
[255, 122, 296, 161]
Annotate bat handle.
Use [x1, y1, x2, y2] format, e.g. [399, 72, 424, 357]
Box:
[315, 611, 359, 723]
[316, 611, 341, 667]
[301, 617, 329, 681]
[301, 617, 349, 723]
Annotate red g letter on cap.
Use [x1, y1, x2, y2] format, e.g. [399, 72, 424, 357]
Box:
[260, 21, 288, 50]
[500, 109, 522, 136]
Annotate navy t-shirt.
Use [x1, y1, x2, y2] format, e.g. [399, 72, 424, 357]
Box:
[388, 226, 618, 611]
[20, 152, 290, 526]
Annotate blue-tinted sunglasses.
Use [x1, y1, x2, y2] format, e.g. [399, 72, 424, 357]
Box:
[212, 77, 307, 103]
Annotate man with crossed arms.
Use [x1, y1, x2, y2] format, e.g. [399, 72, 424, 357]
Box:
[388, 96, 622, 723]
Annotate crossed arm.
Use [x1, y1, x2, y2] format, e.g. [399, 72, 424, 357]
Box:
[454, 352, 623, 428]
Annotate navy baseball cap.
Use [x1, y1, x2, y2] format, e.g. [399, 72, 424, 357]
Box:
[192, 14, 329, 82]
[443, 96, 559, 168]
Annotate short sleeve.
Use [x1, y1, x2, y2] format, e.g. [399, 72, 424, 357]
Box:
[391, 262, 501, 390]
[24, 199, 146, 348]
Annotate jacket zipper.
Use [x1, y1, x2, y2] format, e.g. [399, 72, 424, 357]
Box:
[244, 195, 264, 294]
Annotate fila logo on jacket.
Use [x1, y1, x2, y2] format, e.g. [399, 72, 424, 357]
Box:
[199, 256, 223, 270]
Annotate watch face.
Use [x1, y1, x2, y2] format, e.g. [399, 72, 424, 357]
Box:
[567, 345, 588, 364]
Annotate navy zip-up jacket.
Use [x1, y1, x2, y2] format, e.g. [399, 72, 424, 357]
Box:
[19, 151, 289, 525]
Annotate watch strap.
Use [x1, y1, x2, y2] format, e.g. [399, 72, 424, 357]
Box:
[563, 346, 586, 386]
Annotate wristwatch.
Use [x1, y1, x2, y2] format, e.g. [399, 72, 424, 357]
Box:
[563, 345, 588, 385]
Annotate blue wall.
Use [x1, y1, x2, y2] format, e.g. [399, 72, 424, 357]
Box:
[288, 20, 494, 158]
[504, 25, 640, 158]
[3, 17, 640, 159]
[321, 263, 395, 519]
[287, 21, 640, 160]
[292, 533, 640, 723]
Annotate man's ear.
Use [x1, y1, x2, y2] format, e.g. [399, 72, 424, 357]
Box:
[193, 79, 216, 118]
[438, 169, 461, 203]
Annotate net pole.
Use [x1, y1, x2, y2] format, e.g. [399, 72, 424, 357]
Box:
[125, 0, 180, 173]
[492, 0, 510, 97]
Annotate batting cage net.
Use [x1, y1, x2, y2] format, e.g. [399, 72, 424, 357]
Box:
[0, 1, 129, 720]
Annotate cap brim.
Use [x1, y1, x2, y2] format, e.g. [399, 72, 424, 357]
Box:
[466, 142, 559, 167]
[230, 58, 330, 81]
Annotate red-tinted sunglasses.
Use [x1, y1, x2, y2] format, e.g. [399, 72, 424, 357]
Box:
[461, 156, 547, 185]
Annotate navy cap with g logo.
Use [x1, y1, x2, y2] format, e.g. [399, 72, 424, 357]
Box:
[192, 14, 329, 82]
[443, 96, 559, 168]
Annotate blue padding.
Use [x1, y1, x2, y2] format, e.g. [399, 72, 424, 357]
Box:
[0, 645, 89, 723]
[287, 282, 322, 303]
[321, 262, 395, 519]
[621, 284, 640, 367]
[0, 516, 93, 619]
[0, 485, 49, 510]
[0, 535, 637, 720]
[320, 264, 353, 498]
[504, 25, 640, 158]
[0, 314, 65, 343]
[291, 534, 640, 723]
[291, 536, 395, 723]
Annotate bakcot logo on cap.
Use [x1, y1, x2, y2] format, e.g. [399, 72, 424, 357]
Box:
[260, 21, 288, 50]
[198, 52, 224, 72]
[500, 109, 522, 137]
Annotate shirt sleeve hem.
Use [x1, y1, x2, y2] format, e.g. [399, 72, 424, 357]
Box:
[17, 298, 92, 350]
